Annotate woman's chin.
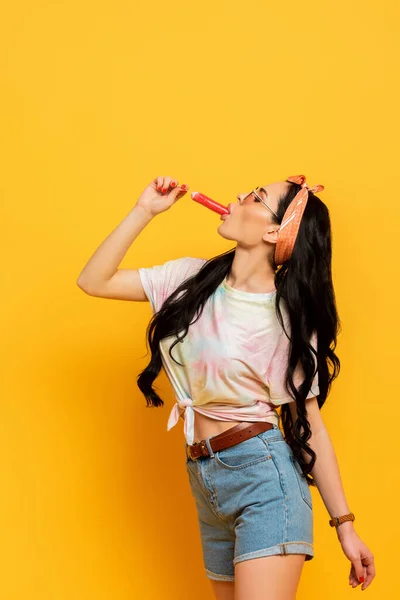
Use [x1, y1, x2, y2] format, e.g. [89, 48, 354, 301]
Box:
[217, 223, 236, 240]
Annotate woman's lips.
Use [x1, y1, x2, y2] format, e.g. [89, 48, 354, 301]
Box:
[220, 213, 229, 220]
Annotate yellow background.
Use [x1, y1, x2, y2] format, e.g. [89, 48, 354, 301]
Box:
[1, 1, 398, 598]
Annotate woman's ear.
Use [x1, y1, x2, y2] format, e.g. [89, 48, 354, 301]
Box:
[262, 225, 280, 245]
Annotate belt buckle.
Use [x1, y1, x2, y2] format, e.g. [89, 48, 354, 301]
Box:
[186, 440, 208, 461]
[186, 443, 197, 461]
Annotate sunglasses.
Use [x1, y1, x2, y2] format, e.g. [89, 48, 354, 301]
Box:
[239, 187, 279, 219]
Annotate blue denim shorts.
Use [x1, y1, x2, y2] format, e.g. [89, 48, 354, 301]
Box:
[184, 424, 314, 581]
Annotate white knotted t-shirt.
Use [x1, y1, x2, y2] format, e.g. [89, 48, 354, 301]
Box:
[138, 257, 319, 445]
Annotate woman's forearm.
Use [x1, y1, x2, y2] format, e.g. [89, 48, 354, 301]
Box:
[77, 205, 154, 287]
[304, 426, 355, 539]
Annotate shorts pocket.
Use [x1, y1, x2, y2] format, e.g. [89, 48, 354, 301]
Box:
[214, 436, 272, 470]
[289, 455, 313, 510]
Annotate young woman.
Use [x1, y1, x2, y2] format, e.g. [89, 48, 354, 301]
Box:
[77, 175, 375, 600]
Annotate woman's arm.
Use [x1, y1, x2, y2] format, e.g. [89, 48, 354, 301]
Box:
[288, 396, 354, 541]
[76, 176, 188, 301]
[289, 397, 375, 591]
[76, 204, 154, 301]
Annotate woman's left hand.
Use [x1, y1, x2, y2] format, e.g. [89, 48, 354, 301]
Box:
[337, 526, 376, 591]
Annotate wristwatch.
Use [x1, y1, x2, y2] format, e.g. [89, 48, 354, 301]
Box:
[329, 512, 355, 528]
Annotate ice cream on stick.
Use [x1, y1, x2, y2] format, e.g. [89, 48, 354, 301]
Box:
[191, 192, 230, 215]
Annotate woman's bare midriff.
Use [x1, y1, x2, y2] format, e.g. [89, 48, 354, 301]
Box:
[192, 411, 242, 444]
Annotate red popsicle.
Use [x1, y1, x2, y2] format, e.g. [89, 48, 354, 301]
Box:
[191, 192, 230, 215]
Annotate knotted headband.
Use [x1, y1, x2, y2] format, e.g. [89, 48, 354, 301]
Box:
[274, 174, 325, 267]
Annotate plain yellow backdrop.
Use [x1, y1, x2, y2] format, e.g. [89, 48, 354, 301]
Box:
[1, 1, 399, 598]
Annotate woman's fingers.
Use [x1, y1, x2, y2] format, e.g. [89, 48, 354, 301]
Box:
[161, 176, 172, 193]
[155, 176, 164, 191]
[155, 176, 188, 194]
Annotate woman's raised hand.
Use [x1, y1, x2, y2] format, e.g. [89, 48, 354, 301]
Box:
[135, 176, 189, 217]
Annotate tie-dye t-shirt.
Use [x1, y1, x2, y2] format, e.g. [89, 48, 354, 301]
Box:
[138, 257, 319, 445]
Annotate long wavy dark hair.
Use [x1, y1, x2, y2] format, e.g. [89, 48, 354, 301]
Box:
[137, 180, 341, 485]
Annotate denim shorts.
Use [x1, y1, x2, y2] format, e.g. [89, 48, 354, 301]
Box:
[184, 424, 314, 581]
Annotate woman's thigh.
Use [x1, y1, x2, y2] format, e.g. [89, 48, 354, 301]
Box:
[209, 555, 306, 600]
[234, 554, 306, 600]
[209, 579, 235, 600]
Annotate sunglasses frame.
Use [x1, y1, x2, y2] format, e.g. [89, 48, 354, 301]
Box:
[242, 187, 279, 219]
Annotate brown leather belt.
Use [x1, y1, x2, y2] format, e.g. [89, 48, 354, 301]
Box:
[186, 421, 274, 461]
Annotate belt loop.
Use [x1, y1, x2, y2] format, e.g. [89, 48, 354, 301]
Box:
[204, 436, 215, 458]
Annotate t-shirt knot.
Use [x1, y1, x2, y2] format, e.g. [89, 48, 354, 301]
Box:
[179, 397, 193, 408]
[167, 396, 196, 445]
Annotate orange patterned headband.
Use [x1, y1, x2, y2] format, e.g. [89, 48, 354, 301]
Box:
[274, 174, 325, 267]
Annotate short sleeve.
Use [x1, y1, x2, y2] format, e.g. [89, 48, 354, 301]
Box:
[138, 256, 207, 314]
[267, 329, 320, 405]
